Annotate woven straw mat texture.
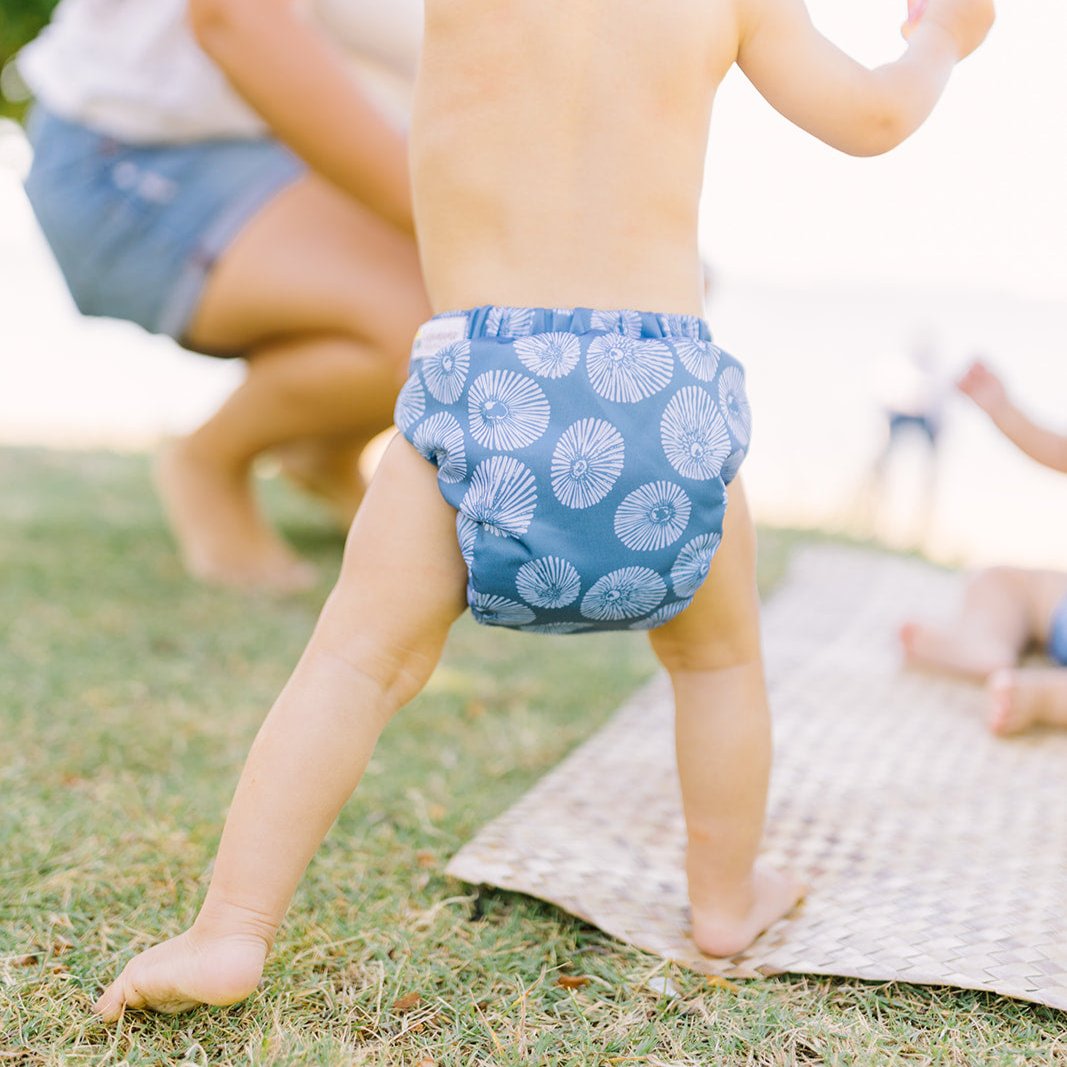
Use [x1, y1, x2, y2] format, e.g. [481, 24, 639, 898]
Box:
[445, 546, 1067, 1009]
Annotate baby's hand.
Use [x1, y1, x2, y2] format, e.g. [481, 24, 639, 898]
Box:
[957, 359, 1008, 417]
[904, 0, 995, 59]
[902, 0, 929, 38]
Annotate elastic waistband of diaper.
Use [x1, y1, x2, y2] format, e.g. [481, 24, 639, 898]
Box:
[426, 305, 714, 343]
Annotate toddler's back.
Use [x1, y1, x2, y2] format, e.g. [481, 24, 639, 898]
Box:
[412, 0, 740, 314]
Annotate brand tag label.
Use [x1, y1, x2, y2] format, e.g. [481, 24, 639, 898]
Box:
[411, 315, 469, 361]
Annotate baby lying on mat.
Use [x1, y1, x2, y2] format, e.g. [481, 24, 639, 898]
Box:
[903, 360, 1067, 735]
[94, 0, 992, 1018]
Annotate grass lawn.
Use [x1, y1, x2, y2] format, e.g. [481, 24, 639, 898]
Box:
[1, 446, 1062, 1066]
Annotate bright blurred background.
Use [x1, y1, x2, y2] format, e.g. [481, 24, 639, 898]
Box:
[1, 0, 1064, 567]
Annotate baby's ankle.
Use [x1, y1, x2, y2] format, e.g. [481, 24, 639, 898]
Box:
[192, 897, 278, 955]
[185, 906, 272, 1006]
[689, 864, 804, 957]
[689, 876, 756, 925]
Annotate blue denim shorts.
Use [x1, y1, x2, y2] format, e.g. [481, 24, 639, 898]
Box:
[396, 306, 751, 633]
[23, 107, 304, 341]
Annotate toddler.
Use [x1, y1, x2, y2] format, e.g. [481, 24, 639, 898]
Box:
[95, 0, 993, 1017]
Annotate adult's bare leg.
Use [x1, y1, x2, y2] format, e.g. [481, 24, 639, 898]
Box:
[159, 174, 429, 589]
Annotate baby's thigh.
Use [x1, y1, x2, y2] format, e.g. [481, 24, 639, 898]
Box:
[315, 436, 469, 681]
[647, 477, 761, 672]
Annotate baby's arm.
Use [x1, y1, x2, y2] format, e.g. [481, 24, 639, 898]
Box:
[736, 0, 994, 156]
[187, 0, 413, 233]
[958, 360, 1067, 473]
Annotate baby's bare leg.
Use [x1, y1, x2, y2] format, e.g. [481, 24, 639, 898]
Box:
[647, 479, 803, 957]
[987, 667, 1067, 736]
[900, 567, 1067, 681]
[94, 438, 467, 1020]
[900, 567, 1035, 679]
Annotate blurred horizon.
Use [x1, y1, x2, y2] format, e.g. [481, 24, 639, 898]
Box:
[704, 0, 1066, 303]
[1, 0, 1064, 571]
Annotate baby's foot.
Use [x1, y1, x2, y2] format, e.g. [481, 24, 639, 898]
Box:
[987, 667, 1067, 736]
[155, 440, 316, 593]
[272, 440, 367, 528]
[93, 929, 267, 1021]
[691, 864, 805, 958]
[899, 621, 1012, 680]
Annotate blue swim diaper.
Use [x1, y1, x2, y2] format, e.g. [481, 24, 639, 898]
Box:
[395, 305, 752, 633]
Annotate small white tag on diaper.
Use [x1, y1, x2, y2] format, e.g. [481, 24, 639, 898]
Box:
[411, 314, 469, 361]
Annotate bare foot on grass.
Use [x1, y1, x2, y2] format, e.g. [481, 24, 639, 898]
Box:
[987, 667, 1067, 736]
[156, 440, 316, 593]
[899, 621, 1012, 680]
[93, 929, 268, 1021]
[691, 864, 805, 958]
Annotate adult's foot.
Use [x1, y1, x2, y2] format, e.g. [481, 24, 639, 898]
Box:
[156, 440, 316, 593]
[987, 667, 1067, 736]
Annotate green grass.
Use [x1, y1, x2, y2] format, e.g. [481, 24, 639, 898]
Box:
[0, 0, 56, 122]
[1, 446, 1063, 1065]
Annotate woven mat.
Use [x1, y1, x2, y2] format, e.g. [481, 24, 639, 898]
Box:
[446, 547, 1067, 1010]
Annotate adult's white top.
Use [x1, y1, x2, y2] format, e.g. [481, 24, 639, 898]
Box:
[18, 0, 422, 143]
